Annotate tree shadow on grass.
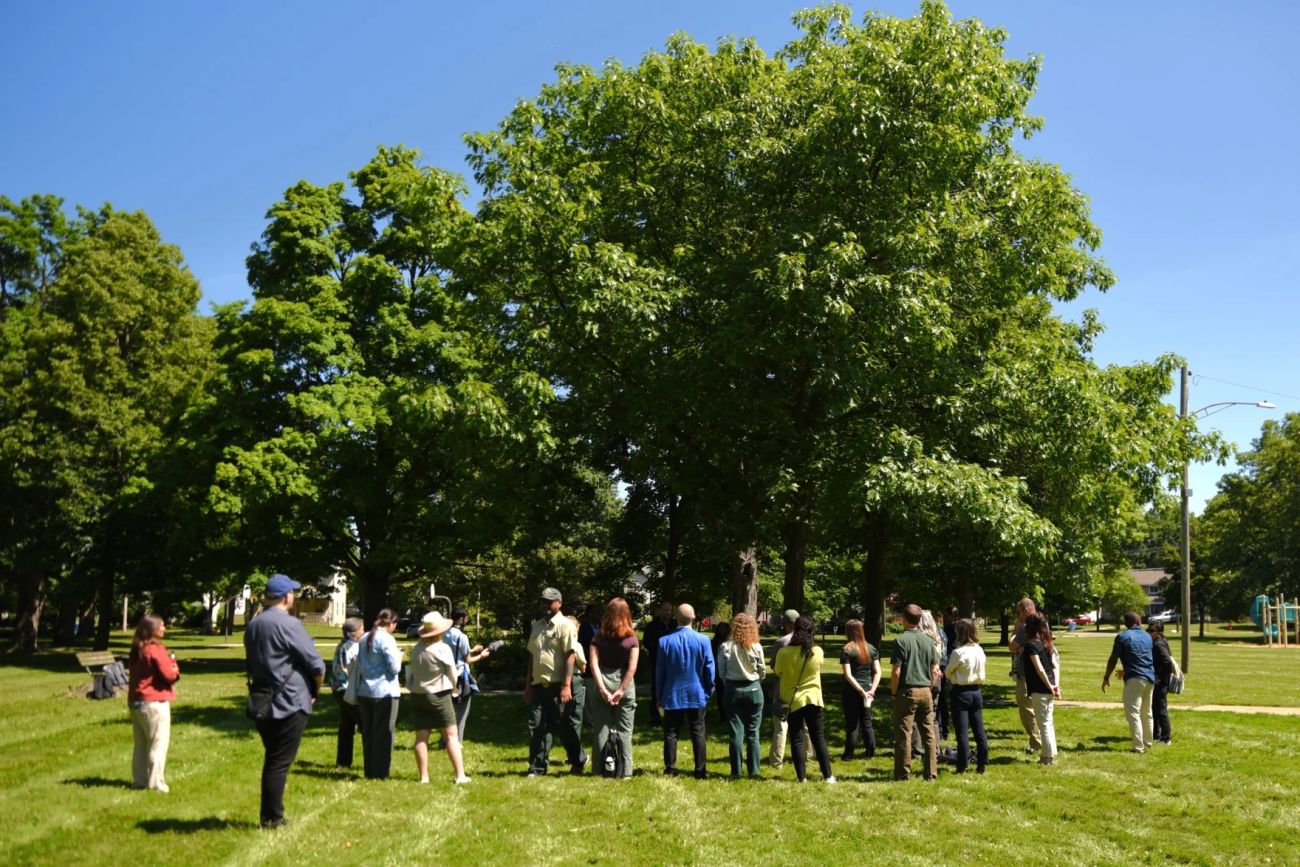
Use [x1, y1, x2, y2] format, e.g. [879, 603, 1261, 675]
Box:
[136, 817, 258, 834]
[64, 776, 135, 789]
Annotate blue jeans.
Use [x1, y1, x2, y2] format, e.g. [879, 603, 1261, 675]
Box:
[724, 680, 764, 777]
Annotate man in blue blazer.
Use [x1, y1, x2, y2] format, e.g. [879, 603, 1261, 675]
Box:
[655, 603, 716, 778]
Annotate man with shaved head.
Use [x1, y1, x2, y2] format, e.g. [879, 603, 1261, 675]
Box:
[655, 603, 716, 778]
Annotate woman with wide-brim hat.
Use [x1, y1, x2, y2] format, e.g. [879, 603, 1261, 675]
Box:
[407, 611, 470, 784]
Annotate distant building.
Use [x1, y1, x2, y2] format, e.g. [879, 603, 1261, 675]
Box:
[1129, 568, 1172, 620]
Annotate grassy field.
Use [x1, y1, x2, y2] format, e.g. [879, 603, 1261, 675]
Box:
[1, 626, 1297, 866]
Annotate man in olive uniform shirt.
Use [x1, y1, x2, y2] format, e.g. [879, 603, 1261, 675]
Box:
[525, 587, 587, 775]
[890, 603, 940, 781]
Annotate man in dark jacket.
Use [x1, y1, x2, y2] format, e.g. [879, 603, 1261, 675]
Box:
[245, 574, 324, 829]
[641, 601, 674, 725]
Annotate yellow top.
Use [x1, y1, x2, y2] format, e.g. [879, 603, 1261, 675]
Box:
[774, 644, 824, 711]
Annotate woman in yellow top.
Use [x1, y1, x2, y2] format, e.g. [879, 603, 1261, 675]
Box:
[773, 616, 836, 783]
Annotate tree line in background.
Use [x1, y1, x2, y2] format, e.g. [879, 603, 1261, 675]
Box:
[10, 2, 1283, 655]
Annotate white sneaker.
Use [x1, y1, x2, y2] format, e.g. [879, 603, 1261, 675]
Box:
[824, 776, 838, 784]
[454, 776, 472, 785]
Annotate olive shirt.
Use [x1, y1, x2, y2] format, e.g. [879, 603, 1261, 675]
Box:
[774, 645, 824, 711]
[527, 611, 579, 686]
[839, 643, 879, 691]
[891, 628, 939, 690]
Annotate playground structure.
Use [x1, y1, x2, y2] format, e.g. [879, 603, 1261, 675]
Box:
[1252, 594, 1300, 647]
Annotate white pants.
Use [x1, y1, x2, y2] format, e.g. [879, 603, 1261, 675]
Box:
[131, 701, 171, 790]
[1030, 693, 1057, 761]
[1123, 677, 1154, 752]
[768, 712, 788, 766]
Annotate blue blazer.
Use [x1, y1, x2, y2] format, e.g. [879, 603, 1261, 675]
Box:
[655, 625, 716, 710]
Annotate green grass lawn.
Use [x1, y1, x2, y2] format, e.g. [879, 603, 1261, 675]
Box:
[2, 628, 1297, 866]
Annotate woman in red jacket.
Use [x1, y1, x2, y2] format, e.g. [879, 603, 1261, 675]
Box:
[128, 614, 180, 792]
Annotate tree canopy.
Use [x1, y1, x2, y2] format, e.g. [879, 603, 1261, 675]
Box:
[2, 3, 1221, 648]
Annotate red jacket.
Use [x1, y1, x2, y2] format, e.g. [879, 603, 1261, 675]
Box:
[128, 642, 180, 702]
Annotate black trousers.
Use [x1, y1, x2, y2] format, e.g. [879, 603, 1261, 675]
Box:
[255, 711, 310, 825]
[788, 704, 833, 781]
[662, 706, 708, 777]
[936, 676, 951, 740]
[841, 688, 876, 759]
[357, 696, 399, 779]
[528, 683, 584, 774]
[334, 693, 362, 768]
[1152, 680, 1171, 742]
[949, 685, 989, 773]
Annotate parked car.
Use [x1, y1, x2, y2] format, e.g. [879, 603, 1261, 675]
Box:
[1066, 613, 1093, 625]
[1150, 610, 1178, 624]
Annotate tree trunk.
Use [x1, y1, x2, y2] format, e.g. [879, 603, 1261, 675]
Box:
[862, 533, 888, 648]
[8, 573, 47, 654]
[781, 518, 809, 615]
[956, 574, 974, 619]
[1197, 601, 1206, 638]
[730, 546, 758, 617]
[94, 572, 115, 651]
[362, 571, 391, 628]
[999, 610, 1010, 647]
[663, 492, 683, 603]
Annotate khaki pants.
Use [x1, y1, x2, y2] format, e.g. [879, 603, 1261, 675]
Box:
[1014, 677, 1040, 751]
[130, 701, 171, 790]
[892, 687, 936, 781]
[1123, 677, 1155, 752]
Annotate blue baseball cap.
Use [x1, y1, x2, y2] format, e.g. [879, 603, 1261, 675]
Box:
[265, 574, 301, 599]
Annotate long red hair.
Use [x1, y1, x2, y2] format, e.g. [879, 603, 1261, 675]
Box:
[600, 597, 635, 640]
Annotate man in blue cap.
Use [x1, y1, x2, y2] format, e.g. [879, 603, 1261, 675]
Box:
[244, 574, 324, 829]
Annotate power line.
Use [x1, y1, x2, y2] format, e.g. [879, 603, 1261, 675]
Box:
[1191, 373, 1300, 403]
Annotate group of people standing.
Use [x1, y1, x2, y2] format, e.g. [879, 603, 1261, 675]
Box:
[241, 574, 491, 828]
[119, 575, 1182, 830]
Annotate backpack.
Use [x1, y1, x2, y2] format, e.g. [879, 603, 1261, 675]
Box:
[600, 735, 627, 778]
[91, 661, 128, 700]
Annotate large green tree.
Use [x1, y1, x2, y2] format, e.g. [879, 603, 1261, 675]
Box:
[210, 146, 555, 622]
[1, 204, 213, 650]
[1199, 413, 1300, 612]
[467, 2, 1196, 633]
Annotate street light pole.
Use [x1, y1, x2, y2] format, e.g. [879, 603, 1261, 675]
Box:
[1180, 365, 1192, 673]
[1178, 366, 1274, 673]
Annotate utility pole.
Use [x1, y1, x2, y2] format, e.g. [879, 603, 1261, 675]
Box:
[1180, 364, 1192, 673]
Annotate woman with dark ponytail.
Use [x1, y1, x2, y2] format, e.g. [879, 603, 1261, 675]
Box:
[1020, 613, 1060, 766]
[128, 614, 180, 792]
[773, 616, 835, 783]
[355, 608, 403, 779]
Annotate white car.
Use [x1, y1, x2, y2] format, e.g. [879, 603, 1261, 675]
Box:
[1150, 610, 1179, 624]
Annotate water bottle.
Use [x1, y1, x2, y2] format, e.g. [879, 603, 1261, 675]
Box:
[604, 753, 615, 775]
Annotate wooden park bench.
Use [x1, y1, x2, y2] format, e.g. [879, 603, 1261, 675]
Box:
[75, 650, 121, 696]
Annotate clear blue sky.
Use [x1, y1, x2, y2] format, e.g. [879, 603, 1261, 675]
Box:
[4, 1, 1296, 511]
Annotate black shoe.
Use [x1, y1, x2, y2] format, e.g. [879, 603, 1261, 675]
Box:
[977, 765, 986, 775]
[664, 768, 678, 777]
[694, 771, 707, 780]
[261, 818, 287, 830]
[570, 757, 587, 775]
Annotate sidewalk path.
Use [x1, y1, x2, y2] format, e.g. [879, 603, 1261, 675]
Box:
[1056, 700, 1300, 716]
